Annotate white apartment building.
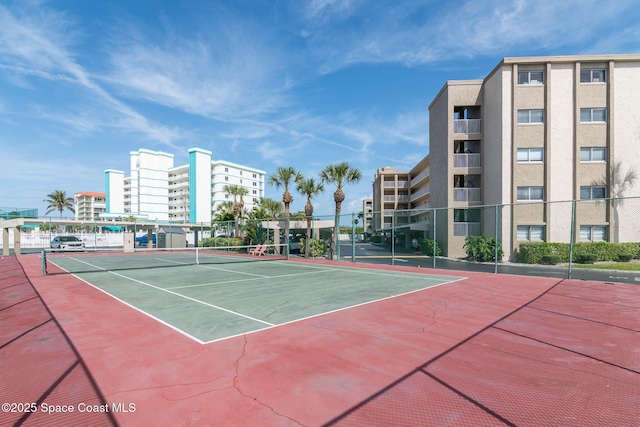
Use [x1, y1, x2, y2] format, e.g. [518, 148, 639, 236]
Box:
[74, 192, 106, 221]
[427, 54, 640, 258]
[105, 148, 265, 222]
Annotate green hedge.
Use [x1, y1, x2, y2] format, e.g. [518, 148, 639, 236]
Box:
[518, 242, 640, 264]
[199, 237, 245, 250]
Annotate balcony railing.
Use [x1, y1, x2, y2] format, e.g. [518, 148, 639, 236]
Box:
[410, 185, 430, 202]
[410, 168, 429, 186]
[453, 222, 482, 237]
[453, 153, 482, 168]
[453, 188, 482, 202]
[453, 119, 481, 134]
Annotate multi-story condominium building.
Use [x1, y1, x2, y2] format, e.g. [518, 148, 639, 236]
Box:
[371, 54, 640, 259]
[372, 167, 410, 231]
[361, 198, 373, 233]
[105, 148, 265, 222]
[427, 54, 640, 259]
[74, 192, 106, 221]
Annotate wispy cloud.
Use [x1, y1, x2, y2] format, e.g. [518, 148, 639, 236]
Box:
[0, 3, 185, 147]
[295, 0, 640, 73]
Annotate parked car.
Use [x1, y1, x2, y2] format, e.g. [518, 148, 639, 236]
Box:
[50, 236, 85, 250]
[135, 234, 157, 246]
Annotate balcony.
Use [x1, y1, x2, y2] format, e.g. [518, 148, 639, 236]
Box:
[410, 168, 429, 186]
[454, 119, 481, 134]
[383, 180, 409, 189]
[453, 188, 482, 202]
[410, 185, 430, 202]
[453, 222, 482, 237]
[453, 153, 482, 168]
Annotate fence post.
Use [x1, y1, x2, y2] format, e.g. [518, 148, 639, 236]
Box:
[351, 212, 356, 263]
[391, 212, 395, 266]
[494, 205, 499, 274]
[432, 209, 437, 269]
[568, 200, 576, 279]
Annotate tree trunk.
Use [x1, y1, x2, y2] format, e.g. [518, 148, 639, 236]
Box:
[305, 200, 313, 258]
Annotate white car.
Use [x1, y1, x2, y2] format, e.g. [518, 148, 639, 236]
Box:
[50, 236, 85, 250]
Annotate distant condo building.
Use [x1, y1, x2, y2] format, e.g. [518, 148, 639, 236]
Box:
[74, 192, 106, 221]
[104, 148, 265, 223]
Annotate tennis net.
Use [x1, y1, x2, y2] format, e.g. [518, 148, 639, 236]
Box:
[43, 243, 288, 275]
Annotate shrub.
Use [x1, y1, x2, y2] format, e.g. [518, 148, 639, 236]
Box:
[371, 234, 383, 243]
[575, 253, 597, 264]
[540, 255, 562, 265]
[418, 238, 441, 256]
[518, 243, 569, 264]
[299, 238, 328, 257]
[463, 236, 503, 262]
[199, 237, 244, 250]
[617, 253, 634, 262]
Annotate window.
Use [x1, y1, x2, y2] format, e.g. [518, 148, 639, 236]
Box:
[253, 182, 257, 186]
[225, 194, 229, 199]
[240, 179, 243, 184]
[225, 176, 229, 181]
[517, 225, 545, 241]
[240, 171, 243, 175]
[252, 173, 257, 178]
[517, 148, 544, 162]
[580, 147, 606, 162]
[580, 225, 607, 242]
[580, 108, 607, 123]
[518, 71, 544, 85]
[453, 209, 481, 236]
[517, 109, 544, 124]
[453, 209, 481, 222]
[517, 186, 544, 201]
[252, 190, 257, 194]
[580, 186, 606, 200]
[580, 69, 606, 83]
[224, 167, 228, 172]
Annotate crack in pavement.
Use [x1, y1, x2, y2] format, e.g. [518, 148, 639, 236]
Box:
[233, 334, 306, 426]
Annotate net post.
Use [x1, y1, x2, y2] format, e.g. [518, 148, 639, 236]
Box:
[41, 248, 46, 276]
[196, 246, 199, 265]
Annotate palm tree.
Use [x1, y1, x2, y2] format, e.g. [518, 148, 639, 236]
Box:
[261, 198, 284, 220]
[213, 201, 235, 236]
[320, 163, 362, 259]
[268, 167, 303, 252]
[297, 178, 324, 258]
[44, 190, 75, 219]
[224, 184, 249, 238]
[609, 161, 638, 242]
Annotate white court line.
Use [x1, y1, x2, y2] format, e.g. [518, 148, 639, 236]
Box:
[68, 257, 274, 327]
[167, 268, 341, 290]
[48, 259, 205, 344]
[270, 260, 461, 281]
[153, 257, 270, 278]
[201, 275, 468, 345]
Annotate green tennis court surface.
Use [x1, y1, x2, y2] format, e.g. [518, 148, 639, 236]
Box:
[47, 254, 461, 343]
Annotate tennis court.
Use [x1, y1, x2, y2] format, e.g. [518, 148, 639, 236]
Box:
[3, 250, 639, 426]
[44, 248, 462, 343]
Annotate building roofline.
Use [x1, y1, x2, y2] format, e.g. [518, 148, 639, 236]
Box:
[428, 79, 483, 110]
[104, 169, 124, 174]
[212, 159, 266, 174]
[485, 53, 640, 84]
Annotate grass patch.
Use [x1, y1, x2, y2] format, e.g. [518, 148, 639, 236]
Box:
[570, 262, 640, 271]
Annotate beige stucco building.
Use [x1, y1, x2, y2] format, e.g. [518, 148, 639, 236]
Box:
[427, 54, 640, 259]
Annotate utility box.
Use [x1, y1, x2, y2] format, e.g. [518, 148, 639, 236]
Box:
[123, 232, 135, 252]
[157, 226, 187, 249]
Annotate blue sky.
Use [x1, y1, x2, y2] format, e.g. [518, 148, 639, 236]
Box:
[1, 0, 640, 218]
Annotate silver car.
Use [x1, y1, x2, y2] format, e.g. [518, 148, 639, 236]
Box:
[50, 236, 85, 250]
